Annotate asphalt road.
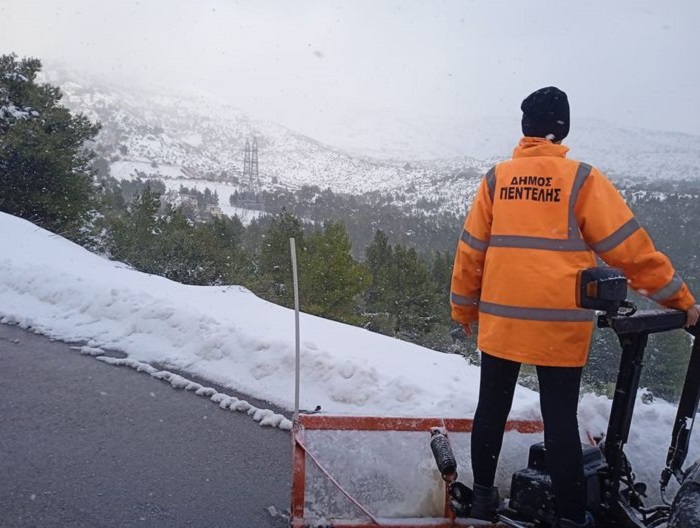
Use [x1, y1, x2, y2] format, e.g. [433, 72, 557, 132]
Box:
[0, 323, 292, 528]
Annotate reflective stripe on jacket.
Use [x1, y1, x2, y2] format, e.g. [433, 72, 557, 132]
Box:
[450, 137, 696, 367]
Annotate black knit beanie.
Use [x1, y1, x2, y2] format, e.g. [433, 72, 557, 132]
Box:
[521, 86, 570, 142]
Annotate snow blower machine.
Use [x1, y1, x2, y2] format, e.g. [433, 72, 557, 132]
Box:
[436, 267, 700, 527]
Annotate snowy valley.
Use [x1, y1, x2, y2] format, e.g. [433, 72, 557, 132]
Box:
[46, 69, 700, 222]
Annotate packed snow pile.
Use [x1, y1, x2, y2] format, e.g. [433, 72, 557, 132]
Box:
[0, 211, 697, 496]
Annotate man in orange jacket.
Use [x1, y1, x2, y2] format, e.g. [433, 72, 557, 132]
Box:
[450, 86, 699, 528]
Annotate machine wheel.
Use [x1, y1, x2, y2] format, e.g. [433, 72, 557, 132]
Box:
[668, 462, 700, 528]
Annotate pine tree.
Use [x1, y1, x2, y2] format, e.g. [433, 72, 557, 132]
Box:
[108, 188, 163, 274]
[365, 230, 393, 312]
[203, 215, 244, 249]
[362, 230, 442, 340]
[258, 211, 305, 307]
[389, 245, 441, 339]
[301, 221, 370, 323]
[0, 54, 100, 235]
[430, 250, 454, 320]
[198, 216, 254, 285]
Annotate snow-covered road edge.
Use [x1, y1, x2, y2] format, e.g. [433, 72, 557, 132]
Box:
[73, 345, 293, 431]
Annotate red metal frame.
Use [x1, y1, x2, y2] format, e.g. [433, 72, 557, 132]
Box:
[290, 415, 544, 527]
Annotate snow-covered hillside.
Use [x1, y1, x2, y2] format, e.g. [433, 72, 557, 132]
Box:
[43, 70, 486, 217]
[43, 69, 700, 219]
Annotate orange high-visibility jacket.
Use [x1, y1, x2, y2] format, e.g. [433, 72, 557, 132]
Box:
[451, 137, 696, 367]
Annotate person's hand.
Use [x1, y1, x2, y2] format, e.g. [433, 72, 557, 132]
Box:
[461, 323, 474, 337]
[687, 305, 700, 328]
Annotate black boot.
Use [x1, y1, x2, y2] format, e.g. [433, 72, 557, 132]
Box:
[470, 483, 500, 521]
[558, 511, 595, 528]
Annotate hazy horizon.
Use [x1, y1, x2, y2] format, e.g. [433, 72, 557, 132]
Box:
[3, 0, 699, 146]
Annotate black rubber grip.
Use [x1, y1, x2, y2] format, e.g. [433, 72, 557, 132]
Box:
[431, 432, 457, 477]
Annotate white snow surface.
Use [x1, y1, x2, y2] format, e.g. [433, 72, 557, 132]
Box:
[0, 211, 697, 499]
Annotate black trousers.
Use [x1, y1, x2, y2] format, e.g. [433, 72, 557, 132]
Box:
[471, 351, 587, 523]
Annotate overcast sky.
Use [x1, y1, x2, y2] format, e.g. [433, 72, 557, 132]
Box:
[2, 0, 699, 140]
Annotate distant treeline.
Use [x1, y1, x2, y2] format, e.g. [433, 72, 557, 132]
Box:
[231, 185, 463, 260]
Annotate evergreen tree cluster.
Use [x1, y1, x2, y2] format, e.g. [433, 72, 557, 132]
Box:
[0, 54, 100, 235]
[97, 193, 476, 358]
[232, 184, 462, 260]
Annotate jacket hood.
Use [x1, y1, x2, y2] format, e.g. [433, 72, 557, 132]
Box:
[513, 137, 570, 159]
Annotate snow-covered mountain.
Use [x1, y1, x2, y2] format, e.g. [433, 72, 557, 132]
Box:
[44, 69, 700, 217]
[320, 111, 700, 182]
[42, 69, 483, 216]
